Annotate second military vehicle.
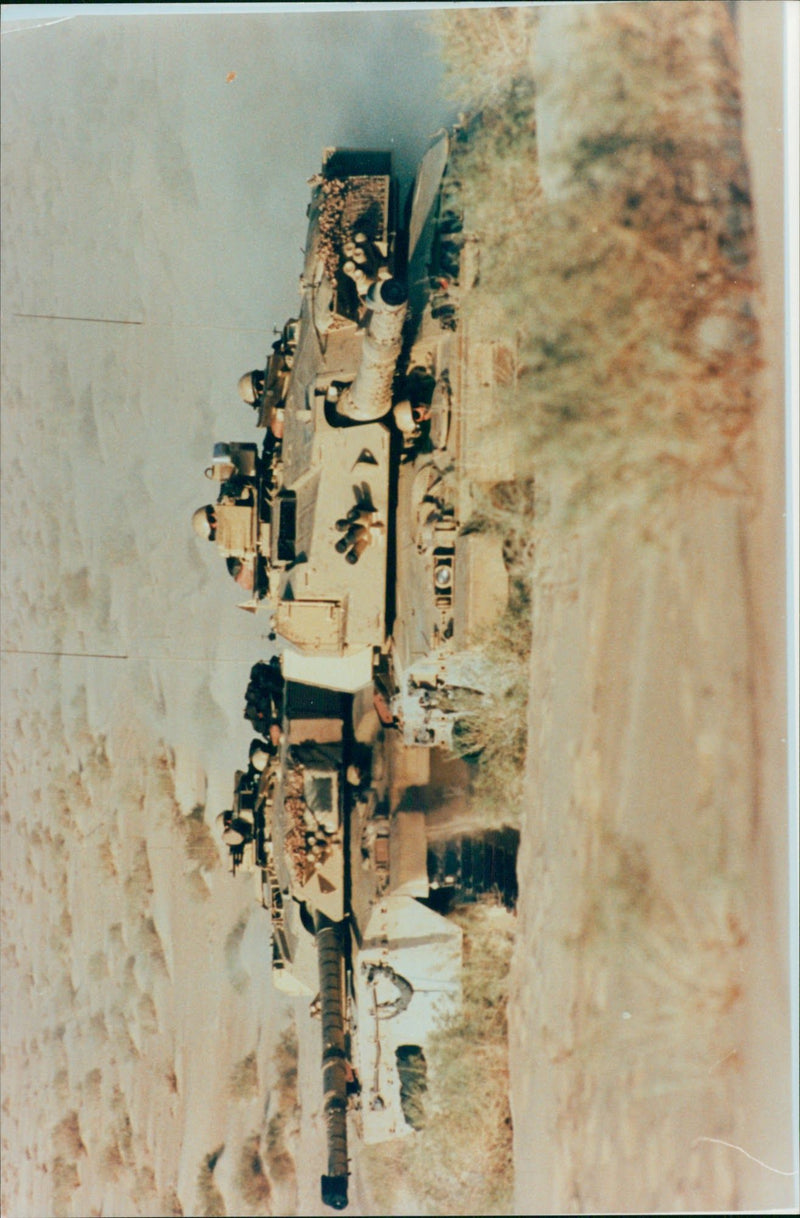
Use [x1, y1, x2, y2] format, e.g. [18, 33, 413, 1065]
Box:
[219, 657, 518, 1209]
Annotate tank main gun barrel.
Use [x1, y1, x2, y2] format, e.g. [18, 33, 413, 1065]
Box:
[335, 279, 408, 423]
[316, 914, 349, 1210]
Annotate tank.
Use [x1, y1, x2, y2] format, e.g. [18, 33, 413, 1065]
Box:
[194, 133, 521, 726]
[219, 658, 519, 1209]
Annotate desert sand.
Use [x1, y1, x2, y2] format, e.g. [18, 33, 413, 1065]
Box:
[0, 11, 449, 1216]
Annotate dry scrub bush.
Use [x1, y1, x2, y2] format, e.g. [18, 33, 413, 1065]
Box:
[187, 867, 212, 902]
[161, 1187, 185, 1217]
[97, 835, 118, 879]
[107, 921, 126, 955]
[224, 913, 250, 993]
[99, 1140, 125, 1185]
[52, 1110, 86, 1159]
[83, 1067, 103, 1105]
[88, 949, 109, 982]
[197, 1146, 227, 1218]
[180, 804, 221, 873]
[89, 1009, 111, 1044]
[236, 1134, 273, 1213]
[108, 1009, 140, 1063]
[52, 1067, 70, 1105]
[137, 1164, 157, 1190]
[124, 839, 154, 907]
[50, 1156, 80, 1217]
[122, 953, 140, 1005]
[272, 1023, 299, 1105]
[261, 1023, 299, 1193]
[264, 1134, 294, 1189]
[111, 1100, 135, 1163]
[451, 589, 531, 828]
[264, 1024, 299, 1188]
[450, 482, 534, 827]
[137, 991, 159, 1035]
[441, 1, 759, 523]
[228, 1050, 259, 1102]
[363, 901, 515, 1215]
[432, 6, 537, 109]
[136, 913, 169, 976]
[154, 746, 179, 798]
[54, 973, 77, 1010]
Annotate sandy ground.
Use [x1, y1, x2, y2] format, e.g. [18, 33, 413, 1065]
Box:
[0, 658, 293, 1217]
[509, 4, 796, 1212]
[0, 13, 454, 1216]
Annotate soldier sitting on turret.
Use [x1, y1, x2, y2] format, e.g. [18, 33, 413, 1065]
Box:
[238, 365, 286, 459]
[192, 463, 271, 594]
[217, 807, 254, 849]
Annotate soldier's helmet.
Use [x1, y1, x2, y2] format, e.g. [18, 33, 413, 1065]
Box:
[192, 504, 217, 541]
[238, 370, 265, 405]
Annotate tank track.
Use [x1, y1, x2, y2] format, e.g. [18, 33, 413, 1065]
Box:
[426, 828, 519, 911]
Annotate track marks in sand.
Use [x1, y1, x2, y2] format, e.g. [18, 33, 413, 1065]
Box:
[1, 712, 216, 1214]
[513, 490, 756, 1214]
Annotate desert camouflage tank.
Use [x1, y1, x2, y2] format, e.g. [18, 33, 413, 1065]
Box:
[193, 132, 521, 739]
[218, 657, 518, 1210]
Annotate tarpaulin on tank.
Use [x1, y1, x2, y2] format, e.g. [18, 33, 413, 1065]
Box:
[353, 894, 462, 1145]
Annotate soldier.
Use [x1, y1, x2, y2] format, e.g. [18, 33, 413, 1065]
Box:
[216, 809, 254, 848]
[238, 365, 285, 462]
[192, 470, 266, 593]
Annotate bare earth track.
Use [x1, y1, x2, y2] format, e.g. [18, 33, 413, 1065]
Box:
[508, 4, 795, 1213]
